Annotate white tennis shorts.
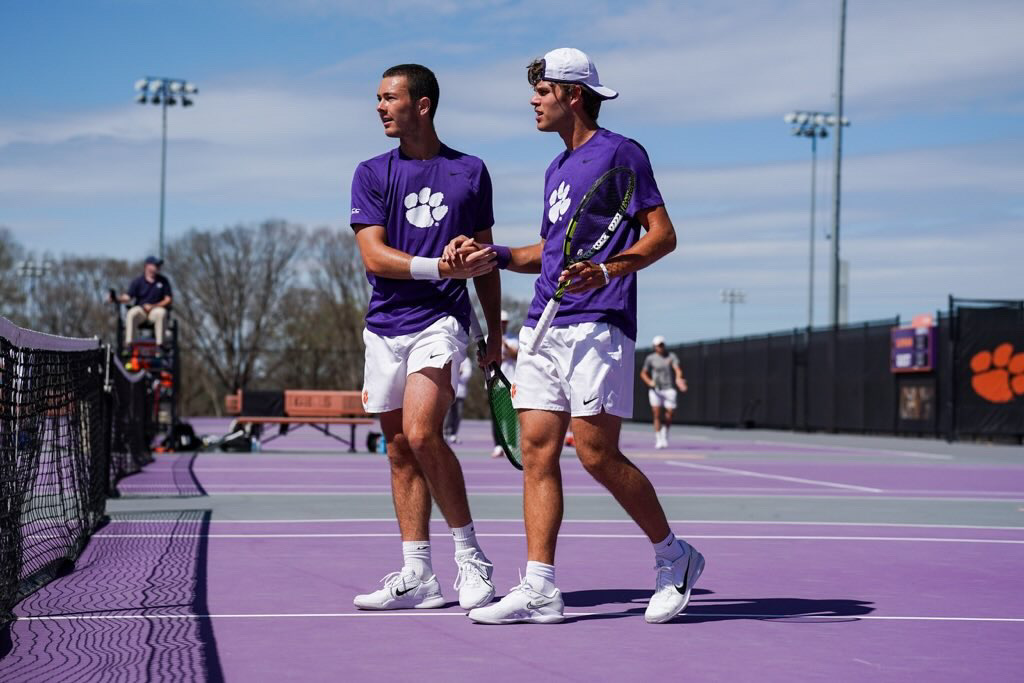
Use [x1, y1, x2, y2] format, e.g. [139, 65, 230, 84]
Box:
[512, 322, 634, 418]
[648, 388, 678, 410]
[361, 316, 468, 414]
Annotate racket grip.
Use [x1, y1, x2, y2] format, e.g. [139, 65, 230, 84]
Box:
[525, 298, 559, 354]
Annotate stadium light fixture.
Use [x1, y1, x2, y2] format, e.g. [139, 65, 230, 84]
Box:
[720, 288, 746, 338]
[784, 109, 850, 330]
[133, 76, 199, 260]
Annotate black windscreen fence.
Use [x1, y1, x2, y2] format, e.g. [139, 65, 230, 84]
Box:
[633, 298, 1024, 442]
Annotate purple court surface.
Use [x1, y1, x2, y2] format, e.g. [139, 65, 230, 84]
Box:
[2, 418, 1023, 681]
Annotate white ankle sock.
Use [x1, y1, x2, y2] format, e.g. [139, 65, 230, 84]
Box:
[451, 522, 481, 553]
[653, 532, 686, 563]
[525, 561, 556, 594]
[402, 541, 432, 578]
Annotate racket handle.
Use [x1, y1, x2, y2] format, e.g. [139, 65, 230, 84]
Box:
[525, 298, 560, 354]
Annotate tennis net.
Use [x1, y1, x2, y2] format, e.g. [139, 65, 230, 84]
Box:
[0, 317, 152, 623]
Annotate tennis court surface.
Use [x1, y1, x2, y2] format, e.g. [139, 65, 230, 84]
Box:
[3, 418, 1022, 681]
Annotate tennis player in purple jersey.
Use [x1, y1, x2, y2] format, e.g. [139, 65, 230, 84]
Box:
[448, 48, 705, 625]
[349, 64, 503, 613]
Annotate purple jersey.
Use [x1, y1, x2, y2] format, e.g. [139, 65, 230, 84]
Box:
[350, 145, 494, 336]
[524, 128, 664, 341]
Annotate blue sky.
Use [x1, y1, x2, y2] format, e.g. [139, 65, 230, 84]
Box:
[2, 0, 1021, 343]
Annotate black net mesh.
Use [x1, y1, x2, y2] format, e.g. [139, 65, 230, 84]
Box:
[1, 319, 109, 623]
[108, 356, 154, 494]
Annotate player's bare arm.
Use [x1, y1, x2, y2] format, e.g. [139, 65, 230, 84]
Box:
[562, 204, 676, 294]
[640, 367, 655, 389]
[472, 228, 503, 367]
[355, 224, 497, 279]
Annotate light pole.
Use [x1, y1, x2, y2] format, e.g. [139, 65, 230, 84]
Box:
[17, 258, 54, 323]
[830, 0, 848, 328]
[784, 111, 849, 329]
[720, 289, 746, 338]
[134, 77, 199, 260]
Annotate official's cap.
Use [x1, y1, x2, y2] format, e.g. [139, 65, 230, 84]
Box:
[144, 255, 163, 266]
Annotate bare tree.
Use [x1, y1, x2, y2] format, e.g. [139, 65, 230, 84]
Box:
[0, 227, 25, 321]
[32, 256, 135, 341]
[166, 220, 305, 395]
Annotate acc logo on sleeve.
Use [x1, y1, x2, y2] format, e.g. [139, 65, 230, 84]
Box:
[404, 187, 449, 228]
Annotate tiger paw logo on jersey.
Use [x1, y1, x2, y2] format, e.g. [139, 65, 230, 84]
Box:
[548, 181, 571, 223]
[405, 187, 449, 228]
[970, 343, 1024, 403]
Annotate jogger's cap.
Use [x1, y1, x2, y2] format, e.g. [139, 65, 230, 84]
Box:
[538, 47, 618, 100]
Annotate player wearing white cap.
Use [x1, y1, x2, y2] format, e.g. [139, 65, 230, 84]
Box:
[641, 335, 687, 448]
[450, 47, 705, 626]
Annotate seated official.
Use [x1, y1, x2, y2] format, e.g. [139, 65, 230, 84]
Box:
[113, 255, 173, 346]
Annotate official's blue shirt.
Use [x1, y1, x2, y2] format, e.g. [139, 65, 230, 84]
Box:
[127, 274, 172, 307]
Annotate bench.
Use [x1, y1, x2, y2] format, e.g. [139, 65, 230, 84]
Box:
[225, 389, 375, 452]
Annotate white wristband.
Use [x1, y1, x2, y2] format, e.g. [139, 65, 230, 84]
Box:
[598, 263, 611, 285]
[409, 256, 441, 280]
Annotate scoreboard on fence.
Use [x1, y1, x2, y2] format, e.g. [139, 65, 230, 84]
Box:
[891, 316, 935, 373]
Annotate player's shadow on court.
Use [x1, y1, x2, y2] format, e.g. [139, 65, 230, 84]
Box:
[561, 588, 874, 624]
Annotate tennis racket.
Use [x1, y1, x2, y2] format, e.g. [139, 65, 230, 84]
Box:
[524, 166, 636, 354]
[469, 308, 522, 470]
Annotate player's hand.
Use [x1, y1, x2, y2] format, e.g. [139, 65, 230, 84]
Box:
[677, 379, 688, 392]
[439, 246, 496, 279]
[560, 260, 608, 293]
[481, 330, 502, 367]
[442, 236, 486, 265]
[143, 304, 153, 313]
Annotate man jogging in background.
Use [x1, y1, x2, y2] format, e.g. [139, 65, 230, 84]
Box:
[349, 64, 503, 612]
[641, 335, 687, 448]
[450, 48, 705, 625]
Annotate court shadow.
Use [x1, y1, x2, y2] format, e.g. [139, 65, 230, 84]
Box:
[0, 510, 224, 681]
[116, 451, 208, 498]
[562, 588, 874, 624]
[563, 588, 711, 608]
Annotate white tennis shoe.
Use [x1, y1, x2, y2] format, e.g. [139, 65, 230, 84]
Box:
[644, 543, 705, 624]
[468, 574, 565, 624]
[454, 549, 496, 609]
[353, 568, 445, 610]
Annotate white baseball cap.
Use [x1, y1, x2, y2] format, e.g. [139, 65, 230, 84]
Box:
[500, 310, 510, 322]
[652, 335, 666, 346]
[538, 47, 618, 100]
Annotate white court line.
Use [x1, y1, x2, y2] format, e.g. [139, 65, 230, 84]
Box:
[103, 518, 1024, 531]
[751, 440, 954, 461]
[92, 532, 1024, 544]
[109, 490, 1024, 501]
[666, 460, 884, 493]
[17, 612, 1024, 623]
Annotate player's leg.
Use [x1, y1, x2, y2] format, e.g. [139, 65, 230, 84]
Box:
[650, 391, 664, 448]
[469, 325, 571, 625]
[402, 365, 472, 527]
[469, 408, 568, 625]
[660, 389, 677, 447]
[354, 331, 444, 611]
[572, 411, 670, 541]
[572, 411, 705, 623]
[403, 317, 496, 609]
